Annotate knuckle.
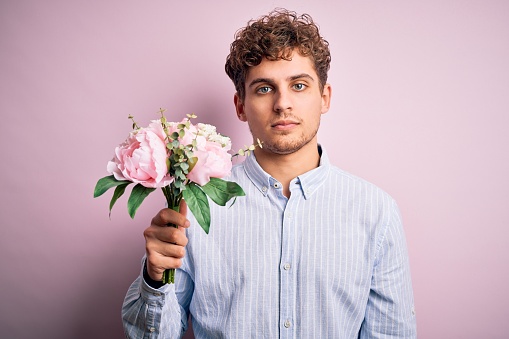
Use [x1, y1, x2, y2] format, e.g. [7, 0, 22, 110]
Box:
[143, 226, 155, 240]
[155, 266, 166, 275]
[173, 258, 183, 268]
[158, 208, 170, 221]
[160, 208, 177, 223]
[145, 243, 156, 256]
[168, 231, 179, 244]
[176, 246, 186, 258]
[145, 254, 158, 268]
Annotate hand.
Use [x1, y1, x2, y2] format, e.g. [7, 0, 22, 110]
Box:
[143, 201, 190, 281]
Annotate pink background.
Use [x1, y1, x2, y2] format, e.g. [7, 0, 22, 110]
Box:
[1, 1, 508, 338]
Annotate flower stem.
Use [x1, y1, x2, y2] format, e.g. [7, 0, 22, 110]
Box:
[161, 186, 182, 284]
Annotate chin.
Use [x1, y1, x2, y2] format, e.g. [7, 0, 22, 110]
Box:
[264, 142, 306, 155]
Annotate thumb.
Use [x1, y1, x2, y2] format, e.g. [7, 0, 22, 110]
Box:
[179, 199, 188, 219]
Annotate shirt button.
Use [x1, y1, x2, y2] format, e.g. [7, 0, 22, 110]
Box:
[149, 327, 156, 332]
[286, 212, 293, 219]
[262, 186, 268, 193]
[153, 292, 161, 296]
[284, 320, 291, 328]
[283, 263, 291, 270]
[274, 182, 281, 188]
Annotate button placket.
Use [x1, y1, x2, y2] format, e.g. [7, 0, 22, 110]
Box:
[279, 198, 297, 337]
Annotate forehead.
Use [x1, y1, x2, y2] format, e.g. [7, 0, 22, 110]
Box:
[245, 52, 317, 83]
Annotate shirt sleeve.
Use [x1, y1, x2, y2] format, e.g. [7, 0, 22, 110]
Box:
[360, 200, 417, 338]
[122, 257, 194, 338]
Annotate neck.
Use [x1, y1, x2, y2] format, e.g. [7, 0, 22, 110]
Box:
[254, 142, 320, 197]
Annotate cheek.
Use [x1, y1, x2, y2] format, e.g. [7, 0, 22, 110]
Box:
[244, 104, 267, 124]
[245, 118, 262, 133]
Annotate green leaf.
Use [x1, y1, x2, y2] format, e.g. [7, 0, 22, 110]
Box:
[127, 184, 156, 218]
[200, 178, 245, 206]
[182, 183, 211, 234]
[94, 175, 129, 198]
[188, 157, 198, 173]
[109, 182, 130, 216]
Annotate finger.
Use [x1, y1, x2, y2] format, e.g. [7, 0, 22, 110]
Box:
[151, 208, 190, 229]
[146, 256, 183, 281]
[175, 200, 189, 235]
[145, 235, 187, 279]
[152, 241, 186, 259]
[144, 224, 189, 246]
[179, 199, 188, 218]
[146, 241, 186, 263]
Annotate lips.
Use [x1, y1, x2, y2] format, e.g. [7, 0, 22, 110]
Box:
[271, 119, 300, 130]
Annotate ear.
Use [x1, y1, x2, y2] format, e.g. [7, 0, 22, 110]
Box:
[234, 93, 247, 122]
[320, 84, 332, 115]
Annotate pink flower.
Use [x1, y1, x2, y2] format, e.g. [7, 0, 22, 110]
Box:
[187, 141, 233, 186]
[107, 120, 174, 188]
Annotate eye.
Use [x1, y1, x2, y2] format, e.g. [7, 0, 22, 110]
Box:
[257, 86, 272, 94]
[293, 83, 307, 91]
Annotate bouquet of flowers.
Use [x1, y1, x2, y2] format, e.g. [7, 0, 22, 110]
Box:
[94, 109, 259, 284]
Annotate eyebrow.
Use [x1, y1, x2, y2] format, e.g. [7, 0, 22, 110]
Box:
[248, 73, 315, 88]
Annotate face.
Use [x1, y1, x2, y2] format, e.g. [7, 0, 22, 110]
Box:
[234, 51, 331, 156]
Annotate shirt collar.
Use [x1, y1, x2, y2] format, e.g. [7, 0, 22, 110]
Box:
[243, 145, 331, 199]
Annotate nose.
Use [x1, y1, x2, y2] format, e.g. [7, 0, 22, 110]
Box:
[273, 89, 292, 113]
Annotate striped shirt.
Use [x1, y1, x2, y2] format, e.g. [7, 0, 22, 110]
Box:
[122, 147, 417, 338]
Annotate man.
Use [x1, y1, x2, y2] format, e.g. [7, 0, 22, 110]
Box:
[123, 9, 416, 338]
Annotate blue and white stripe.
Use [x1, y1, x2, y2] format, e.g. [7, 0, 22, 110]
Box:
[122, 147, 416, 338]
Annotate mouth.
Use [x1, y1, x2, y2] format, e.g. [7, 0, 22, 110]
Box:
[271, 120, 300, 130]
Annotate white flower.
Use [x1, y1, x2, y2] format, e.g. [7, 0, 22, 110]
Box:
[197, 123, 232, 150]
